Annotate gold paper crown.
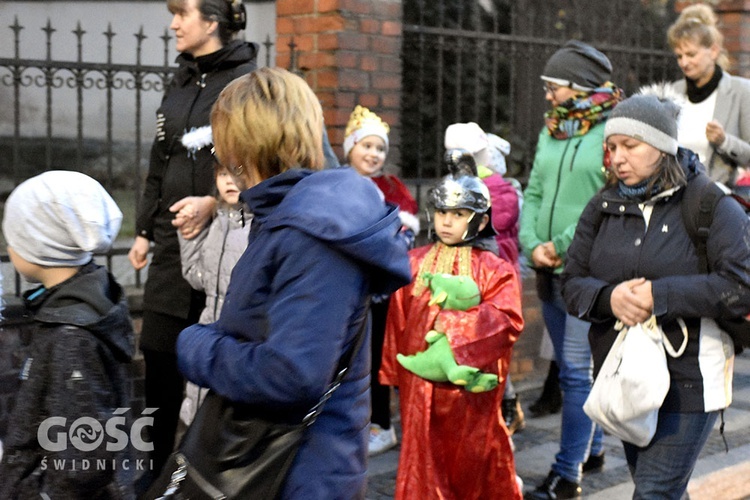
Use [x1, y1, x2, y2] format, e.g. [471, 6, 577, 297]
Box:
[345, 105, 390, 138]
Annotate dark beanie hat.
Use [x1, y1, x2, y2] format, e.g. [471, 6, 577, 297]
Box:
[542, 40, 613, 90]
[604, 85, 681, 155]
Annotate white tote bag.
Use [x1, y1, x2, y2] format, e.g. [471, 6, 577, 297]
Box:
[583, 316, 688, 447]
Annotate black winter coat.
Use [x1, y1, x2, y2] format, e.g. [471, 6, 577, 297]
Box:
[562, 149, 750, 412]
[0, 263, 136, 499]
[136, 40, 257, 345]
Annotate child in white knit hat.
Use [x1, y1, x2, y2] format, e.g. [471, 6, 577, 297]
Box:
[444, 122, 520, 271]
[444, 123, 527, 439]
[0, 170, 135, 499]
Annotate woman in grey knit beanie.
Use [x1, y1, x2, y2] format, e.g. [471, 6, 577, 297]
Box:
[562, 86, 750, 499]
[602, 85, 687, 196]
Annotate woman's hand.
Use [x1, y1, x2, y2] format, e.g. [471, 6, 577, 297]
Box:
[610, 277, 653, 326]
[128, 236, 150, 270]
[531, 242, 563, 269]
[706, 120, 727, 146]
[170, 195, 216, 240]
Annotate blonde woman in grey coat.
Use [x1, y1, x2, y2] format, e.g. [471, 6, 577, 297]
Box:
[668, 3, 750, 185]
[177, 155, 251, 423]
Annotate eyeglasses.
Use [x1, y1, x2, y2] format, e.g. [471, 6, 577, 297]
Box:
[210, 147, 244, 176]
[543, 83, 562, 94]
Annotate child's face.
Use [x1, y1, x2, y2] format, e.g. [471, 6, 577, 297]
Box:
[349, 135, 386, 177]
[433, 208, 488, 245]
[216, 168, 243, 205]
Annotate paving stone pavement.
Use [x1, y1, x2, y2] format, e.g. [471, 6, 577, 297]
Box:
[366, 352, 750, 499]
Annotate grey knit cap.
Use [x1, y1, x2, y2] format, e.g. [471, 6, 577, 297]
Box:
[2, 170, 122, 267]
[604, 92, 680, 155]
[541, 40, 613, 91]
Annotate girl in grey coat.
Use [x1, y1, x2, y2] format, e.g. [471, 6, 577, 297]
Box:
[178, 163, 251, 423]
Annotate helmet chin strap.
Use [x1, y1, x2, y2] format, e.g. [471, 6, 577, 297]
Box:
[461, 212, 476, 241]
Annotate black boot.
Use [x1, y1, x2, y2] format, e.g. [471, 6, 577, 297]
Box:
[528, 360, 562, 417]
[525, 470, 581, 499]
[582, 452, 605, 474]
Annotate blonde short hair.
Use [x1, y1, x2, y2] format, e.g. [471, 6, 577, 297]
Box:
[211, 67, 324, 183]
[667, 3, 729, 70]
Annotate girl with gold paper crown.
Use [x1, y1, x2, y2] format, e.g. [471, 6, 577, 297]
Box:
[342, 105, 420, 456]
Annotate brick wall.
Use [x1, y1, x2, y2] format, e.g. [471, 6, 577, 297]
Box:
[275, 0, 404, 168]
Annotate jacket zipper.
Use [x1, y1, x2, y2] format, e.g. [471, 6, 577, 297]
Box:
[188, 72, 208, 193]
[213, 219, 230, 320]
[568, 140, 582, 171]
[163, 71, 209, 196]
[546, 139, 572, 240]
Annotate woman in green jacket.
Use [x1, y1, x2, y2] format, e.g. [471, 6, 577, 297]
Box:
[520, 40, 622, 500]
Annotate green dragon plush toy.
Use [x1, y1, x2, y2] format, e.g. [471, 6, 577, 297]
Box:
[424, 272, 481, 310]
[397, 273, 498, 393]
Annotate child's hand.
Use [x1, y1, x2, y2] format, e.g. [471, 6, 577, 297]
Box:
[433, 317, 444, 333]
[173, 202, 196, 224]
[170, 196, 216, 239]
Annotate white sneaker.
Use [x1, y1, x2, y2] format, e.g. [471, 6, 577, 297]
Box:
[368, 424, 397, 456]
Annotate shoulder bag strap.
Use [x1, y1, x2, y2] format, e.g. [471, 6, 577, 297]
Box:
[302, 299, 371, 426]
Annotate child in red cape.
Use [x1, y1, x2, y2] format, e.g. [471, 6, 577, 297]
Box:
[381, 152, 524, 499]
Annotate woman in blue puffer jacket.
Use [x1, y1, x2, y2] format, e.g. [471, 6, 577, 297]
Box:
[176, 67, 412, 499]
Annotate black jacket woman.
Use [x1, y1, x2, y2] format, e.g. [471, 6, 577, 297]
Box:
[562, 89, 750, 499]
[126, 0, 257, 490]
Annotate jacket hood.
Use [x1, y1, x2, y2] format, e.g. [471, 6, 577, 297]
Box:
[243, 168, 412, 295]
[25, 263, 135, 362]
[677, 146, 704, 181]
[175, 40, 259, 81]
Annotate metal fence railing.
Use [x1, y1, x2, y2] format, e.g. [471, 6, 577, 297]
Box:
[1, 3, 684, 296]
[0, 17, 276, 297]
[400, 0, 681, 185]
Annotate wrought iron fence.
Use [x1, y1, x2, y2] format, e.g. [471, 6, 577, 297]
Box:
[0, 2, 684, 297]
[0, 17, 274, 296]
[400, 0, 681, 185]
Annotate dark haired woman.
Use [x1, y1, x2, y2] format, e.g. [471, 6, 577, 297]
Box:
[127, 0, 257, 491]
[563, 89, 750, 499]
